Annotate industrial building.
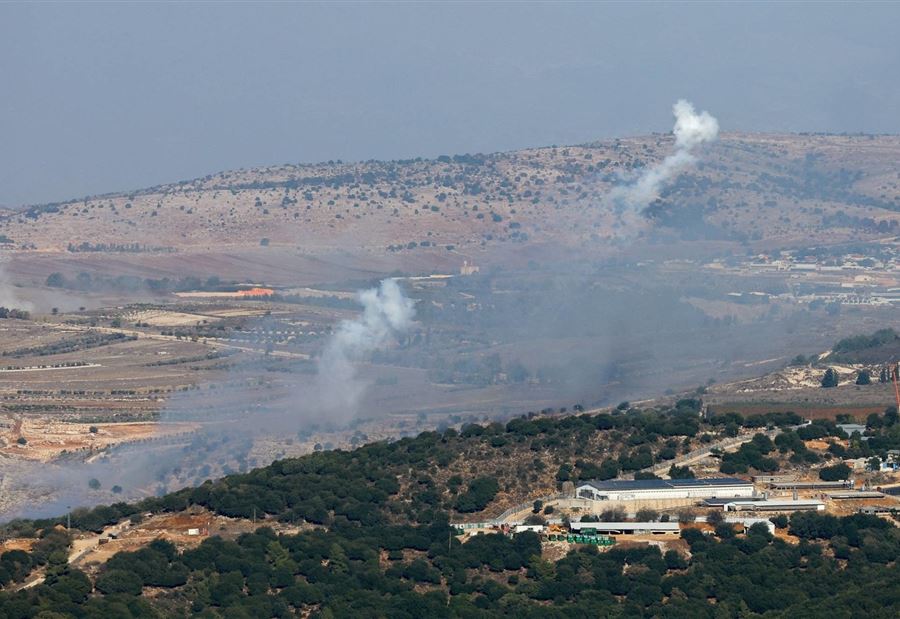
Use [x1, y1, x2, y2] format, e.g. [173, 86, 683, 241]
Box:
[575, 477, 755, 502]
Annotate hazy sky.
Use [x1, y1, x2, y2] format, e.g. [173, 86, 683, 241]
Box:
[2, 2, 899, 206]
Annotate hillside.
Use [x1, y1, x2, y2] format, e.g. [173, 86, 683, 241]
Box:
[1, 132, 899, 616]
[2, 133, 899, 258]
[1, 400, 899, 617]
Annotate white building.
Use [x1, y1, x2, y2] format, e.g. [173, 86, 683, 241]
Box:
[575, 477, 755, 502]
[721, 499, 824, 513]
[569, 521, 680, 535]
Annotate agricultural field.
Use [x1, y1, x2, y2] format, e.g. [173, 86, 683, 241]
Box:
[0, 131, 898, 522]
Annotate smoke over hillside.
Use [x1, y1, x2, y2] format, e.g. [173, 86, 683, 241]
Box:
[313, 278, 416, 421]
[0, 280, 416, 520]
[0, 260, 31, 312]
[610, 99, 719, 212]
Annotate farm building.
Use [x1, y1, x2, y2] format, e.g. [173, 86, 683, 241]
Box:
[575, 477, 754, 502]
[768, 480, 851, 490]
[568, 521, 680, 535]
[720, 499, 825, 512]
[702, 496, 766, 507]
[826, 491, 884, 500]
[751, 474, 798, 484]
[859, 506, 898, 515]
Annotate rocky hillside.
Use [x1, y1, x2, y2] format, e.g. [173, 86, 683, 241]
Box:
[2, 133, 899, 255]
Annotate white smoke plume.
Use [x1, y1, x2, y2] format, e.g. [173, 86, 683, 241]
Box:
[610, 99, 719, 211]
[313, 278, 415, 420]
[0, 278, 416, 521]
[0, 259, 31, 311]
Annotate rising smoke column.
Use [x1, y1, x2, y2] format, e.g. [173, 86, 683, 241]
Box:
[313, 278, 415, 421]
[610, 99, 719, 211]
[0, 279, 416, 521]
[0, 259, 31, 311]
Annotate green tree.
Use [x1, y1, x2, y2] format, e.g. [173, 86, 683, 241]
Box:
[599, 508, 626, 522]
[454, 477, 499, 512]
[95, 568, 143, 595]
[855, 370, 871, 385]
[635, 508, 658, 522]
[668, 464, 695, 479]
[884, 406, 899, 426]
[819, 462, 851, 481]
[821, 368, 839, 388]
[327, 543, 348, 574]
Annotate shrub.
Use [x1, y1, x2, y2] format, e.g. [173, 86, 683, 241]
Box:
[454, 477, 499, 513]
[95, 569, 143, 595]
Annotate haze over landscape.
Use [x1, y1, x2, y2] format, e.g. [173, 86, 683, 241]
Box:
[3, 3, 900, 206]
[1, 3, 900, 617]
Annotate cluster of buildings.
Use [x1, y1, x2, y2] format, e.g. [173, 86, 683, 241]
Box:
[574, 477, 754, 503]
[453, 469, 898, 548]
[703, 246, 900, 307]
[574, 477, 837, 513]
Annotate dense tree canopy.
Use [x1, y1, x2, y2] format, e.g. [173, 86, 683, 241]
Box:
[2, 405, 900, 616]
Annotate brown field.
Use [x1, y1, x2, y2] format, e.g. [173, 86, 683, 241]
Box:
[0, 538, 35, 554]
[0, 131, 898, 520]
[69, 508, 310, 570]
[706, 402, 888, 421]
[0, 418, 199, 462]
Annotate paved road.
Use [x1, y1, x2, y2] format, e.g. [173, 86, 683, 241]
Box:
[639, 428, 782, 476]
[489, 424, 794, 524]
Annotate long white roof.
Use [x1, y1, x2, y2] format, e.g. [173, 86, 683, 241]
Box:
[578, 477, 751, 491]
[569, 521, 680, 531]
